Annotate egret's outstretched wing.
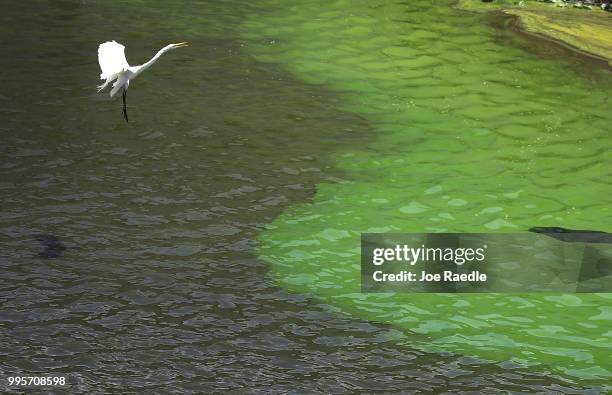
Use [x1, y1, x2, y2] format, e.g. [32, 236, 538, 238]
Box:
[98, 41, 129, 80]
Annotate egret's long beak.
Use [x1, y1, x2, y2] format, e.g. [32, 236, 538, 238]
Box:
[173, 42, 189, 48]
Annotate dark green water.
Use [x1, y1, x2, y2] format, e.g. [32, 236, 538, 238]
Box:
[0, 0, 609, 392]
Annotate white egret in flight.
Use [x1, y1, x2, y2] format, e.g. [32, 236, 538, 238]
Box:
[97, 40, 188, 122]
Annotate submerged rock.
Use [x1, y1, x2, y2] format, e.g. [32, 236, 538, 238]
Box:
[35, 234, 67, 259]
[528, 226, 612, 243]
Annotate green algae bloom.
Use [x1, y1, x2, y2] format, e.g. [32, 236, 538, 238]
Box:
[242, 0, 612, 385]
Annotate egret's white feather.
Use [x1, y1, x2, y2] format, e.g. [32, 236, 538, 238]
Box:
[110, 75, 129, 98]
[98, 41, 129, 80]
[96, 72, 119, 93]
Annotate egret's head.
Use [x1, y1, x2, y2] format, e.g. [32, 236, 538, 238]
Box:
[168, 42, 188, 50]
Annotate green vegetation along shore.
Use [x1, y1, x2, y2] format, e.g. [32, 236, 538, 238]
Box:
[457, 0, 612, 64]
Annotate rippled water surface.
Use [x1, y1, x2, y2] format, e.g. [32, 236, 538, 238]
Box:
[243, 0, 611, 388]
[0, 0, 610, 392]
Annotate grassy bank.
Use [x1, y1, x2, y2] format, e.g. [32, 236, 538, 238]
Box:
[457, 0, 612, 64]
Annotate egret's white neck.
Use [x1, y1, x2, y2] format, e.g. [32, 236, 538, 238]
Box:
[132, 47, 170, 77]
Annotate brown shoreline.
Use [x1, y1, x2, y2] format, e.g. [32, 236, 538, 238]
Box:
[488, 9, 612, 71]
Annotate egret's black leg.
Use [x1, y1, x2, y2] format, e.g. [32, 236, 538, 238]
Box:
[122, 90, 129, 123]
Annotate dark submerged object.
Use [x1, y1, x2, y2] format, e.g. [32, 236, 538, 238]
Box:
[529, 227, 612, 244]
[35, 234, 67, 259]
[530, 227, 612, 292]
